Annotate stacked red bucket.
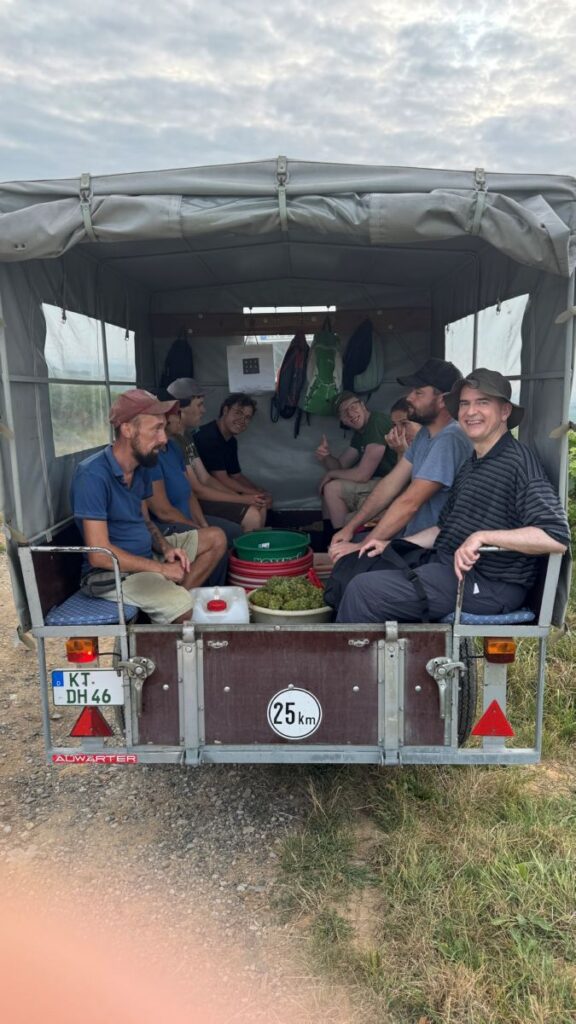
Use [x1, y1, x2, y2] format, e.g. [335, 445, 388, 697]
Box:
[228, 530, 313, 593]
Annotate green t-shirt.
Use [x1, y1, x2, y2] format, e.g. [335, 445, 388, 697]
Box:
[350, 411, 395, 477]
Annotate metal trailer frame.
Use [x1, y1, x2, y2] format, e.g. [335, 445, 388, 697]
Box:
[18, 540, 563, 768]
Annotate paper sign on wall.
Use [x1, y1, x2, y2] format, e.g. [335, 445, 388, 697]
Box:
[227, 344, 276, 393]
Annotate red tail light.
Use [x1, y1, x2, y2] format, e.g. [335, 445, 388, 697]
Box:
[66, 638, 99, 663]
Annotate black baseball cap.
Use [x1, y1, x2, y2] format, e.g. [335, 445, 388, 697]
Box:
[397, 358, 462, 393]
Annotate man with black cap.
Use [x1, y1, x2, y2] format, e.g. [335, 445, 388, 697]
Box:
[71, 389, 227, 624]
[336, 369, 570, 623]
[330, 358, 472, 561]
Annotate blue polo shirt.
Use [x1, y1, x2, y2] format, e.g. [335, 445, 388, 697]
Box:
[71, 446, 154, 560]
[148, 439, 191, 519]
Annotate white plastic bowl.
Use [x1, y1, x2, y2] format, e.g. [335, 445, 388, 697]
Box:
[248, 598, 333, 624]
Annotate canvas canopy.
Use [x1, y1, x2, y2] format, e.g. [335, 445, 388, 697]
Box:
[0, 158, 574, 627]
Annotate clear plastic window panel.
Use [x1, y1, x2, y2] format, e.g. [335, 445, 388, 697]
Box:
[42, 304, 106, 380]
[445, 295, 528, 379]
[49, 383, 110, 457]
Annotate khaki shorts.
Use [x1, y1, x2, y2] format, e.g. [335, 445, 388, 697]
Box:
[99, 530, 199, 623]
[339, 478, 380, 513]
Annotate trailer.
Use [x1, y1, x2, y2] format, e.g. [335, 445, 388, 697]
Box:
[0, 158, 574, 767]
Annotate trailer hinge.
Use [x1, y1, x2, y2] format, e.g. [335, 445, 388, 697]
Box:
[426, 656, 465, 720]
[276, 155, 289, 232]
[79, 172, 98, 242]
[116, 656, 156, 717]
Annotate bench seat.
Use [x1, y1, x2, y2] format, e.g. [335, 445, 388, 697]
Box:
[440, 608, 535, 626]
[45, 590, 138, 627]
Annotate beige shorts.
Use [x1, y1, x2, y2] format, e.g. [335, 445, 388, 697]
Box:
[339, 478, 380, 513]
[100, 530, 199, 623]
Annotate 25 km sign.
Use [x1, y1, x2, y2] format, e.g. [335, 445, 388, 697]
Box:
[267, 688, 322, 740]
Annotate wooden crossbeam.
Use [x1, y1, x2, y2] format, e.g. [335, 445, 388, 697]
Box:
[151, 308, 431, 339]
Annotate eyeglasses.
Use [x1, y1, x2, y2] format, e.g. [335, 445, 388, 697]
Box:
[339, 401, 362, 416]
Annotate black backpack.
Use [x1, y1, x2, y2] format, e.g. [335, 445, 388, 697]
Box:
[270, 330, 309, 423]
[342, 318, 373, 390]
[160, 333, 195, 390]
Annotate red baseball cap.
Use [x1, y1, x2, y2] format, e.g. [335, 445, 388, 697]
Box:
[109, 389, 178, 428]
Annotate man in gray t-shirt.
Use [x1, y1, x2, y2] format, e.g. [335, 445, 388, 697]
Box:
[402, 419, 472, 535]
[330, 358, 472, 562]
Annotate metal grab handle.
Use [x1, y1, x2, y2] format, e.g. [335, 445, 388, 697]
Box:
[452, 545, 502, 628]
[30, 544, 128, 625]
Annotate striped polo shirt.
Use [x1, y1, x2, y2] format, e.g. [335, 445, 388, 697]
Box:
[435, 432, 570, 588]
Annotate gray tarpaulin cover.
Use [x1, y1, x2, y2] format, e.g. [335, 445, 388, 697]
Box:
[0, 158, 574, 627]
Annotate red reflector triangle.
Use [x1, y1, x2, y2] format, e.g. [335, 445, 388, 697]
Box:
[472, 699, 515, 737]
[70, 707, 113, 738]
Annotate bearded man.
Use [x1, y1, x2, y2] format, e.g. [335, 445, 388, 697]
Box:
[71, 389, 226, 623]
[329, 358, 472, 563]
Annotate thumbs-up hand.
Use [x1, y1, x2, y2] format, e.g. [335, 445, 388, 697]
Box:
[315, 433, 330, 461]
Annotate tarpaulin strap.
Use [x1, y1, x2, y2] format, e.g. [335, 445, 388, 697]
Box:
[79, 172, 98, 242]
[276, 155, 289, 232]
[470, 166, 487, 236]
[16, 625, 36, 650]
[2, 521, 29, 545]
[554, 306, 576, 324]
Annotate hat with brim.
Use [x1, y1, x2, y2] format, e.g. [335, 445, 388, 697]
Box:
[109, 389, 179, 428]
[167, 377, 205, 400]
[443, 368, 524, 429]
[397, 358, 462, 394]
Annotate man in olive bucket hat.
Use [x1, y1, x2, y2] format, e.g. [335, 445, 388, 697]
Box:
[335, 368, 570, 623]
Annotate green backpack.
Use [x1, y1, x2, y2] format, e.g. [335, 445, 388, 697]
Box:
[299, 318, 343, 418]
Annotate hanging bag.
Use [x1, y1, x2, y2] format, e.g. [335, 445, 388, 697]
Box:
[299, 316, 342, 419]
[270, 330, 309, 423]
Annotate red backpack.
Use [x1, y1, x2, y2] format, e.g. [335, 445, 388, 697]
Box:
[270, 331, 309, 425]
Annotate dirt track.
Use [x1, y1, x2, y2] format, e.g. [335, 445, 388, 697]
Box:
[0, 554, 356, 1024]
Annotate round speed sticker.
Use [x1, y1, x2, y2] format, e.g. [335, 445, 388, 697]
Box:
[267, 688, 323, 740]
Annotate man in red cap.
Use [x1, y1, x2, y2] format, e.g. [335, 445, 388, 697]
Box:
[71, 389, 227, 623]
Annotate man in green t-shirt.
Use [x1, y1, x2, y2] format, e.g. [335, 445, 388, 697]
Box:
[315, 391, 395, 538]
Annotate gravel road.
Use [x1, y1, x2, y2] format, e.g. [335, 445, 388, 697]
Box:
[0, 555, 355, 1023]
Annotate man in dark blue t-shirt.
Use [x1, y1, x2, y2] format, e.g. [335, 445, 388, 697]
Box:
[71, 389, 226, 623]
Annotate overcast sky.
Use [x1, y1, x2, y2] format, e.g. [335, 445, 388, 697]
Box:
[0, 0, 575, 182]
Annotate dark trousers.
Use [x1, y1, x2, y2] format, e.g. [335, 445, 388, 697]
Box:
[336, 550, 527, 623]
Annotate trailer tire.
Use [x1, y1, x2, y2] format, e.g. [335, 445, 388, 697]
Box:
[457, 638, 478, 746]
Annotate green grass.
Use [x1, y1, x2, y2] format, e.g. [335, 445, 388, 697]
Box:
[275, 601, 576, 1024]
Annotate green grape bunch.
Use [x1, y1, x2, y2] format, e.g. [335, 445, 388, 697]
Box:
[250, 576, 326, 611]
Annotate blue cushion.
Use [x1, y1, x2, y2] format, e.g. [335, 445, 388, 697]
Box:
[440, 608, 535, 626]
[45, 590, 138, 626]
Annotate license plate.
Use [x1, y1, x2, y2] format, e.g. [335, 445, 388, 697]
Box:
[52, 668, 124, 707]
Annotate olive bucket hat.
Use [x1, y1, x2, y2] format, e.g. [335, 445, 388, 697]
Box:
[444, 368, 524, 429]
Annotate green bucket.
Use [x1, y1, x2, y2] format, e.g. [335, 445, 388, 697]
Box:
[232, 529, 310, 563]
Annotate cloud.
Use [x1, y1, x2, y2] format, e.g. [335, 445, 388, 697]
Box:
[0, 0, 574, 180]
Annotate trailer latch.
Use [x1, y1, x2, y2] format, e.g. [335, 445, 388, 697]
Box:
[425, 657, 465, 720]
[116, 657, 156, 717]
